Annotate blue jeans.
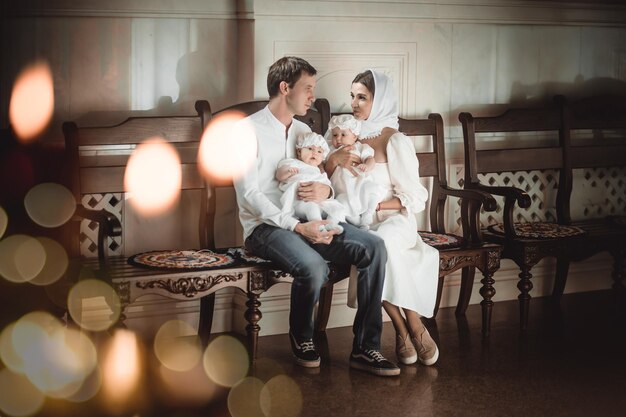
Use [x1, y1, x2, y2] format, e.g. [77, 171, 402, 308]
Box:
[245, 222, 387, 350]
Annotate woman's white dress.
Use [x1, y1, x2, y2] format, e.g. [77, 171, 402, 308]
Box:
[348, 133, 439, 317]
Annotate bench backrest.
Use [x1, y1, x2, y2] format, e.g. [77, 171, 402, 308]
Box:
[562, 95, 626, 219]
[62, 101, 211, 257]
[459, 101, 570, 225]
[203, 99, 331, 249]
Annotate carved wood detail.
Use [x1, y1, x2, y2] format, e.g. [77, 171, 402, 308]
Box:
[135, 273, 243, 297]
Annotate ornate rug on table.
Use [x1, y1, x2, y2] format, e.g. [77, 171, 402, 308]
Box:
[418, 231, 464, 249]
[128, 247, 275, 271]
[487, 222, 586, 239]
[128, 249, 237, 271]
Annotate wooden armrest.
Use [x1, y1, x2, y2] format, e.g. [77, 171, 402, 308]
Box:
[467, 183, 531, 209]
[439, 185, 498, 212]
[74, 205, 122, 237]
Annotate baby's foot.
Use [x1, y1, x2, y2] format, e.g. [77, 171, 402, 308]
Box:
[326, 223, 344, 234]
[360, 210, 376, 228]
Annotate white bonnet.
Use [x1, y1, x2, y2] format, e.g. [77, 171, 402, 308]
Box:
[296, 132, 330, 157]
[328, 114, 361, 136]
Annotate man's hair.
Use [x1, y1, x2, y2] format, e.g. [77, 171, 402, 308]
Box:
[352, 70, 375, 97]
[267, 56, 317, 98]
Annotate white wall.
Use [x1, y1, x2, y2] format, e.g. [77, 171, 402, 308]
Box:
[2, 0, 624, 338]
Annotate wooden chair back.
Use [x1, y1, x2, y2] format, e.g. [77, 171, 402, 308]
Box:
[62, 101, 211, 259]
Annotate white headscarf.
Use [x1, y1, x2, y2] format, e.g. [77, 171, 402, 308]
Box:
[358, 69, 400, 140]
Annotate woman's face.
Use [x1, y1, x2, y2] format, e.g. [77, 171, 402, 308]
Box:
[350, 82, 373, 121]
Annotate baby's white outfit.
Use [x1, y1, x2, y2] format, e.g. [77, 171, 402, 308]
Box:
[277, 158, 346, 230]
[328, 142, 386, 227]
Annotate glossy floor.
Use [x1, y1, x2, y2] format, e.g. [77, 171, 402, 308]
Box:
[251, 289, 626, 417]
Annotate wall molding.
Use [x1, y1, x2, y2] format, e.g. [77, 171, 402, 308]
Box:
[5, 0, 239, 19]
[6, 1, 626, 26]
[254, 0, 626, 26]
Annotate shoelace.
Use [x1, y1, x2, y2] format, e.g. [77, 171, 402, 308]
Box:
[300, 340, 316, 352]
[364, 349, 385, 362]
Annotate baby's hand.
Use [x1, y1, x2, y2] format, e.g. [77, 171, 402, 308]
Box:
[356, 163, 370, 172]
[288, 167, 300, 174]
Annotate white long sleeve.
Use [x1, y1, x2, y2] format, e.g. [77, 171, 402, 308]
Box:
[386, 132, 428, 214]
[233, 106, 312, 241]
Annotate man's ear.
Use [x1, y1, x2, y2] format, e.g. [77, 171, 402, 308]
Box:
[279, 81, 289, 95]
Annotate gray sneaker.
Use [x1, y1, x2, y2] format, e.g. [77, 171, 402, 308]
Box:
[350, 348, 401, 376]
[412, 327, 439, 366]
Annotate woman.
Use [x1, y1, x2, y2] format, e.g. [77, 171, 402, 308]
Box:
[325, 70, 440, 366]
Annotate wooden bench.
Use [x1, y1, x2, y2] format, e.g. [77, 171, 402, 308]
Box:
[62, 99, 341, 361]
[202, 103, 500, 340]
[459, 96, 626, 330]
[559, 95, 626, 303]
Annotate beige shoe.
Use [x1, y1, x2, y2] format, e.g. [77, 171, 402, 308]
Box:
[412, 327, 439, 366]
[396, 333, 417, 365]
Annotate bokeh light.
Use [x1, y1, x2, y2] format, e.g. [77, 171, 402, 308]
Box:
[11, 313, 97, 399]
[0, 234, 46, 283]
[29, 237, 68, 286]
[198, 111, 257, 182]
[66, 366, 102, 403]
[124, 137, 182, 216]
[154, 320, 202, 372]
[0, 323, 25, 374]
[24, 183, 76, 228]
[0, 368, 45, 417]
[228, 377, 265, 417]
[9, 61, 54, 142]
[260, 375, 303, 417]
[202, 335, 249, 387]
[102, 329, 141, 405]
[156, 360, 218, 407]
[67, 279, 121, 331]
[0, 206, 7, 239]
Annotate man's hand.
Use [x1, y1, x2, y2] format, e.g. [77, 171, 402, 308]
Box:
[297, 182, 331, 202]
[294, 220, 338, 244]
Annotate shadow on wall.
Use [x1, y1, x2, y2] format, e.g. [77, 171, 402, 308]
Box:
[74, 49, 225, 127]
[448, 76, 626, 122]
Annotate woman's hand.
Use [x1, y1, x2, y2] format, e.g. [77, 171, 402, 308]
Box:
[298, 182, 331, 202]
[325, 145, 361, 176]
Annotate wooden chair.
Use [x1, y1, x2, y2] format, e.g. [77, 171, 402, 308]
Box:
[317, 113, 503, 336]
[62, 101, 212, 326]
[459, 101, 588, 330]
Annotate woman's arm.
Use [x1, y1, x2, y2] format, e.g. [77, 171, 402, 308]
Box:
[386, 133, 428, 214]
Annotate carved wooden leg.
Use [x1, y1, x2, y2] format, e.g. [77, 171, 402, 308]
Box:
[517, 267, 533, 331]
[551, 258, 570, 303]
[432, 276, 445, 317]
[611, 246, 625, 308]
[245, 292, 262, 363]
[315, 284, 334, 333]
[479, 271, 496, 337]
[112, 281, 130, 328]
[456, 267, 476, 316]
[198, 294, 215, 347]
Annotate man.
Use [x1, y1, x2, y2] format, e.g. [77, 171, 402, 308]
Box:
[234, 56, 399, 376]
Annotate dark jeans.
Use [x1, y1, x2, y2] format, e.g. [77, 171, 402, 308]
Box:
[245, 222, 387, 350]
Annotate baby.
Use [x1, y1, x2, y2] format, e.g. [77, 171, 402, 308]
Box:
[326, 114, 386, 229]
[276, 132, 345, 233]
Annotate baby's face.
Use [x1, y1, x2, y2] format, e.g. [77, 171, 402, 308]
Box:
[331, 127, 358, 148]
[297, 146, 325, 167]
